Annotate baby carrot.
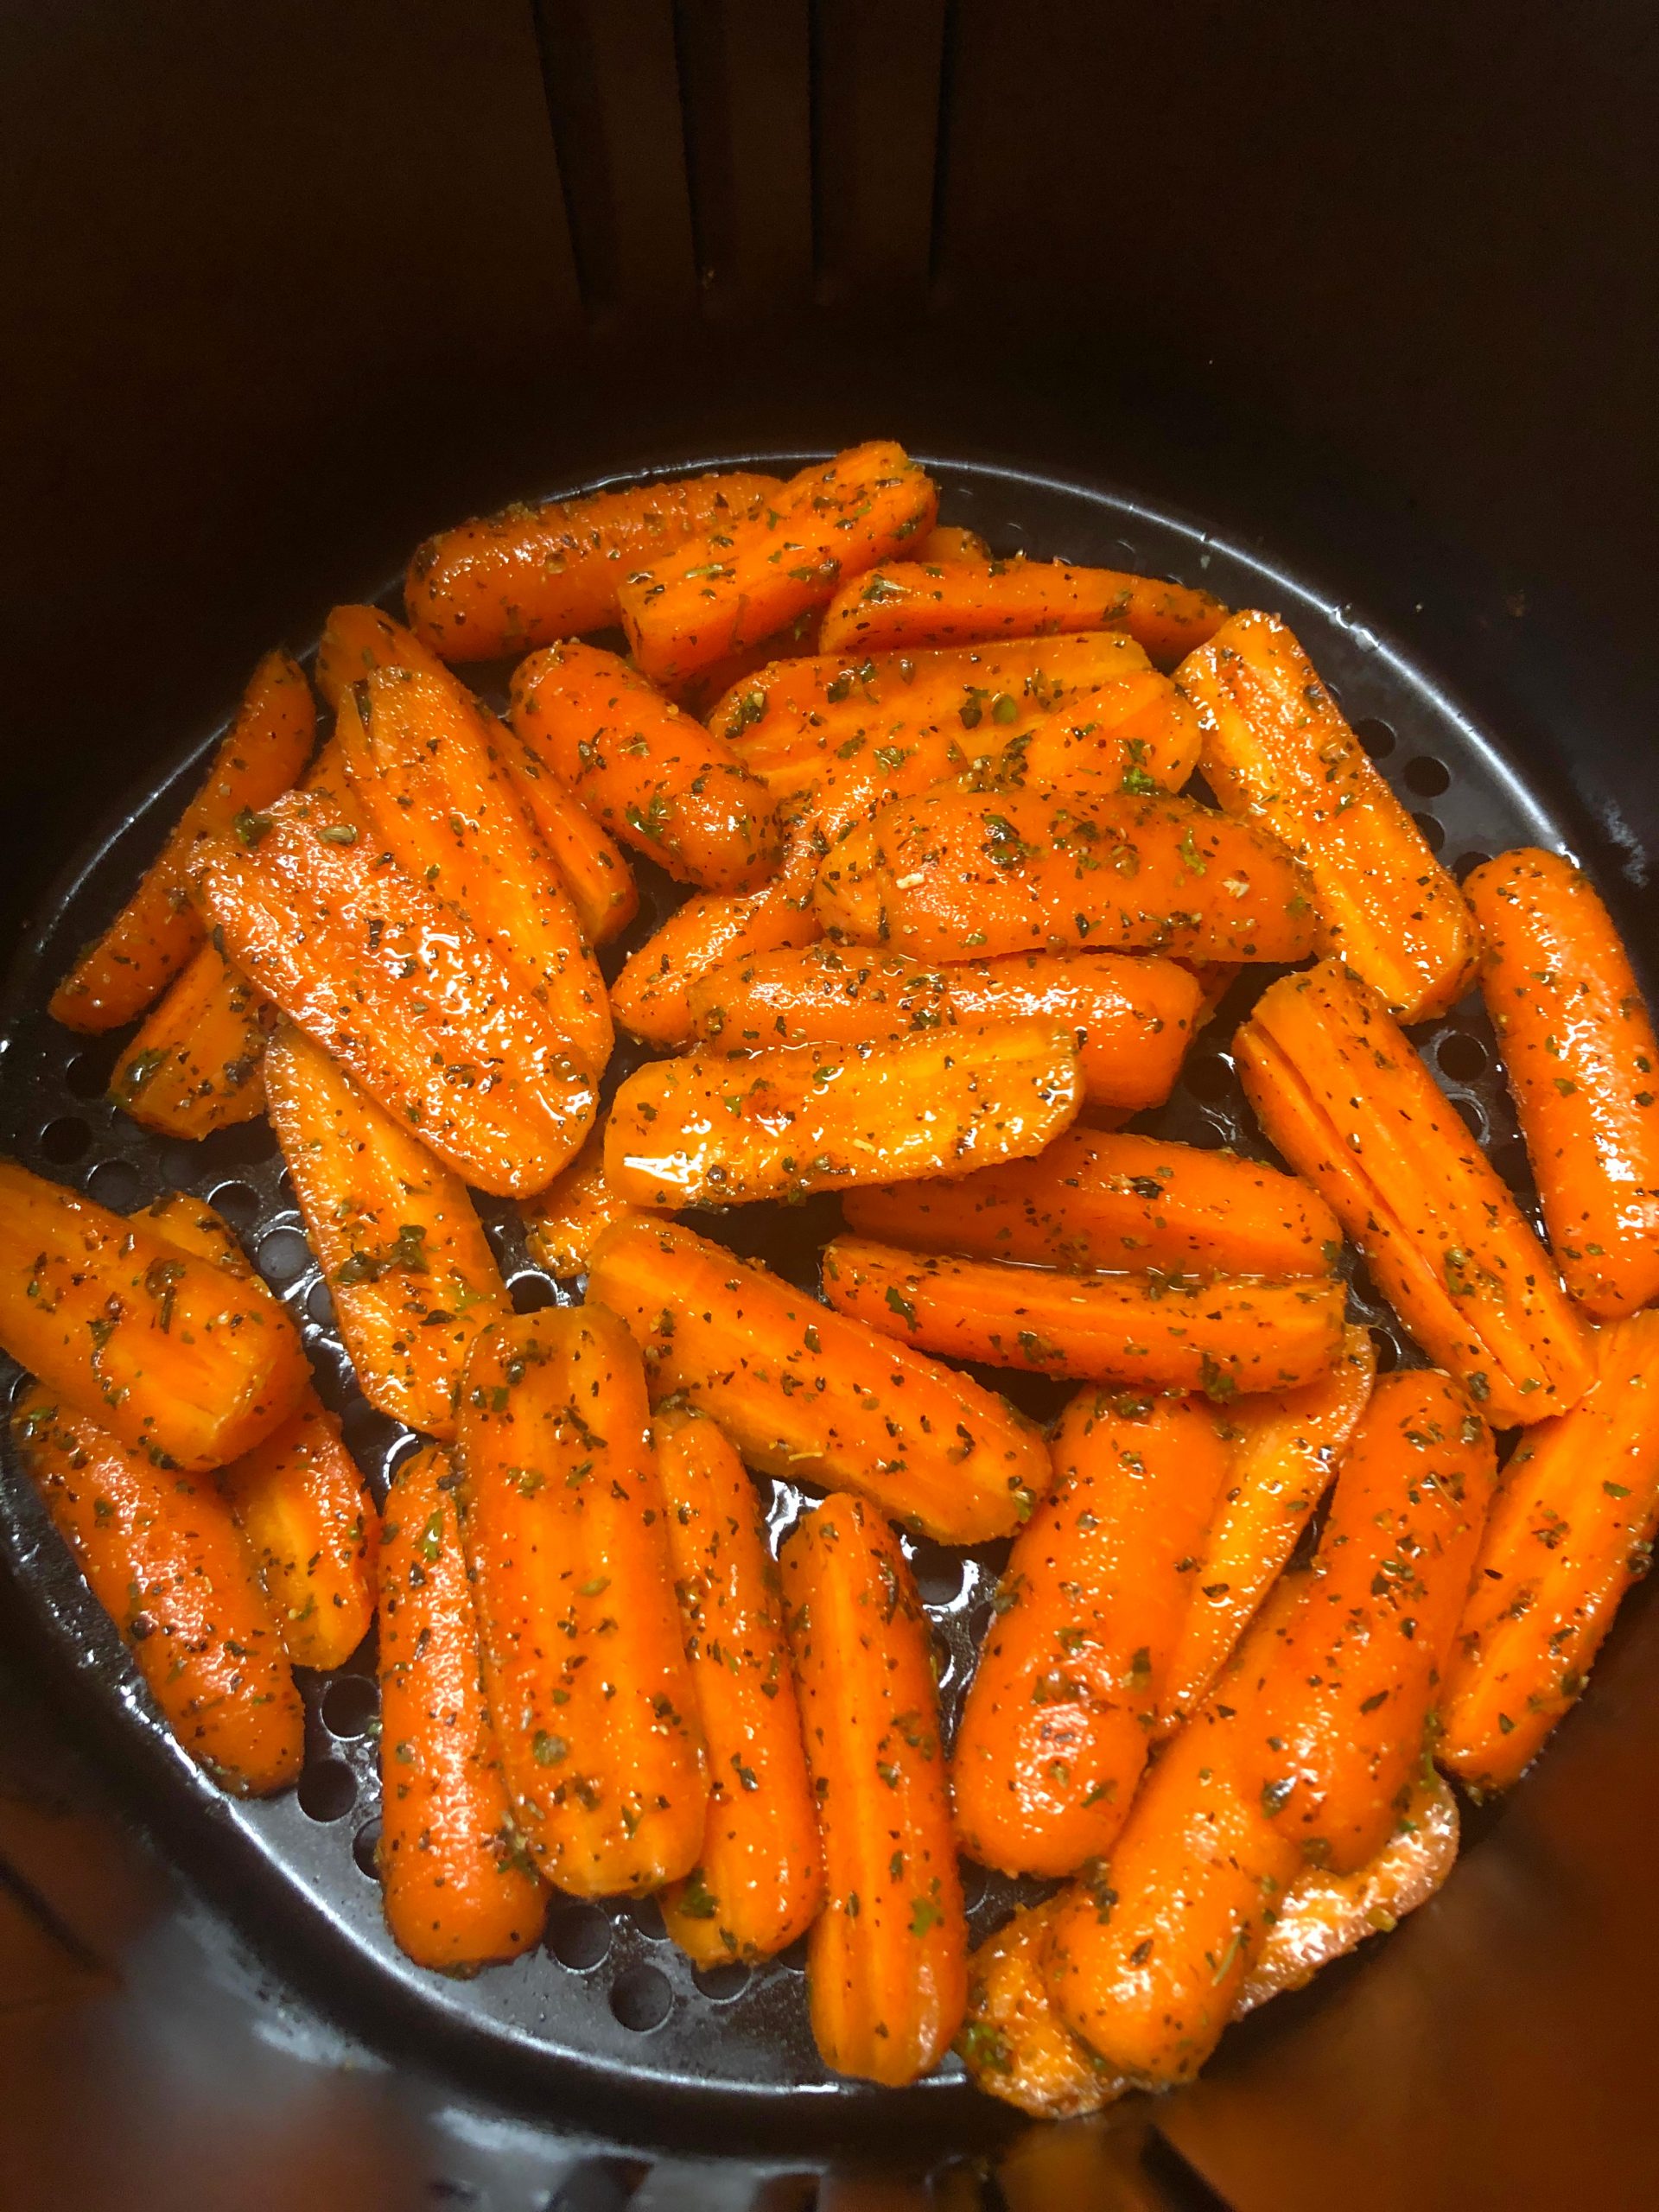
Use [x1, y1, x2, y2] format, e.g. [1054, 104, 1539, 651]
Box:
[111, 945, 269, 1139]
[378, 1442, 547, 1971]
[1236, 960, 1595, 1425]
[1004, 670, 1205, 794]
[218, 1394, 377, 1673]
[821, 1238, 1348, 1397]
[264, 1027, 511, 1440]
[521, 1123, 657, 1280]
[314, 602, 461, 709]
[457, 1307, 707, 1895]
[1179, 613, 1478, 1021]
[13, 1389, 303, 1796]
[953, 1391, 1233, 1878]
[781, 1491, 966, 2086]
[956, 1899, 1124, 2118]
[1465, 848, 1659, 1319]
[620, 441, 939, 688]
[655, 1405, 824, 1964]
[917, 524, 991, 564]
[51, 648, 316, 1032]
[1439, 1308, 1659, 1792]
[586, 1217, 1046, 1543]
[493, 718, 639, 946]
[137, 1189, 257, 1277]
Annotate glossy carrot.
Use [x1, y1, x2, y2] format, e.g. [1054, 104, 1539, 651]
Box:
[1465, 848, 1659, 1319]
[605, 1020, 1082, 1209]
[842, 1129, 1343, 1281]
[813, 785, 1317, 965]
[137, 1189, 257, 1277]
[1003, 669, 1205, 794]
[817, 556, 1228, 671]
[521, 1123, 657, 1280]
[587, 1217, 1046, 1543]
[687, 944, 1204, 1115]
[493, 716, 639, 946]
[619, 441, 939, 687]
[403, 470, 784, 661]
[110, 944, 269, 1139]
[1179, 612, 1478, 1020]
[50, 649, 316, 1032]
[1439, 1308, 1659, 1791]
[953, 1391, 1233, 1878]
[781, 1491, 966, 2086]
[457, 1307, 707, 1895]
[1236, 960, 1595, 1426]
[821, 1238, 1347, 1397]
[264, 1027, 510, 1440]
[218, 1395, 377, 1673]
[13, 1389, 303, 1795]
[917, 524, 991, 564]
[195, 788, 597, 1196]
[378, 1442, 547, 1971]
[655, 1405, 824, 1964]
[957, 1899, 1124, 2118]
[670, 605, 825, 719]
[313, 601, 473, 709]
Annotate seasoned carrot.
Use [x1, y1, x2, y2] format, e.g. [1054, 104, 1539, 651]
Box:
[13, 1389, 303, 1795]
[821, 1238, 1347, 1397]
[51, 649, 315, 1031]
[217, 1395, 377, 1673]
[781, 1491, 966, 2086]
[916, 524, 991, 564]
[1465, 848, 1659, 1319]
[1236, 960, 1595, 1425]
[619, 441, 939, 687]
[1249, 1369, 1496, 1873]
[1179, 613, 1478, 1020]
[0, 1160, 307, 1471]
[1004, 670, 1205, 794]
[403, 470, 784, 661]
[842, 1129, 1343, 1281]
[457, 1307, 707, 1893]
[687, 944, 1204, 1116]
[314, 601, 471, 709]
[195, 788, 597, 1196]
[814, 785, 1317, 966]
[493, 719, 639, 946]
[605, 1020, 1082, 1209]
[509, 641, 783, 893]
[521, 1123, 656, 1279]
[817, 556, 1228, 671]
[264, 1027, 510, 1440]
[587, 1217, 1046, 1543]
[111, 944, 269, 1139]
[1160, 1327, 1377, 1732]
[953, 1391, 1233, 1878]
[957, 1899, 1124, 2118]
[136, 1189, 257, 1277]
[655, 1405, 824, 1964]
[1439, 1308, 1659, 1791]
[378, 1442, 547, 1970]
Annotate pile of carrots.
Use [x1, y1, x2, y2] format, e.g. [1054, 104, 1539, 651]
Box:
[8, 438, 1659, 2113]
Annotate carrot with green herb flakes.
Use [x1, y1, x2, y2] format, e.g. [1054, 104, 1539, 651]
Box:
[821, 1237, 1346, 1397]
[957, 1898, 1124, 2117]
[218, 1395, 377, 1674]
[1179, 612, 1478, 1020]
[1002, 668, 1205, 794]
[1464, 848, 1659, 1319]
[521, 1122, 658, 1280]
[51, 648, 316, 1032]
[619, 441, 939, 688]
[953, 1391, 1232, 1878]
[264, 1027, 509, 1440]
[587, 1217, 1046, 1544]
[655, 1405, 824, 1965]
[378, 1442, 547, 1971]
[137, 1189, 257, 1277]
[493, 719, 639, 946]
[781, 1491, 967, 2085]
[1236, 959, 1595, 1425]
[13, 1389, 303, 1796]
[916, 524, 991, 565]
[314, 601, 478, 709]
[111, 945, 269, 1139]
[1439, 1307, 1659, 1792]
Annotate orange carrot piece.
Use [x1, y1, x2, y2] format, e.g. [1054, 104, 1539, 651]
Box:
[1004, 670, 1205, 794]
[217, 1394, 377, 1673]
[457, 1307, 707, 1894]
[13, 1389, 303, 1795]
[111, 944, 269, 1139]
[510, 640, 783, 893]
[1236, 960, 1595, 1426]
[843, 1128, 1343, 1281]
[520, 1123, 657, 1280]
[264, 1027, 510, 1440]
[587, 1217, 1046, 1543]
[957, 1898, 1124, 2117]
[378, 1442, 547, 1970]
[403, 470, 785, 661]
[620, 441, 939, 688]
[136, 1189, 257, 1277]
[814, 785, 1316, 965]
[313, 601, 470, 709]
[1179, 612, 1478, 1020]
[954, 1391, 1232, 1878]
[1439, 1308, 1659, 1791]
[654, 1406, 824, 1964]
[781, 1491, 966, 2085]
[670, 605, 826, 719]
[1465, 848, 1659, 1319]
[821, 1237, 1347, 1397]
[918, 524, 991, 564]
[50, 649, 316, 1032]
[195, 788, 597, 1196]
[817, 556, 1228, 671]
[493, 722, 639, 946]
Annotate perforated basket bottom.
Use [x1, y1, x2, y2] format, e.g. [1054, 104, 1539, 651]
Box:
[0, 456, 1560, 2152]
